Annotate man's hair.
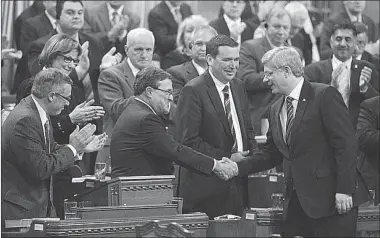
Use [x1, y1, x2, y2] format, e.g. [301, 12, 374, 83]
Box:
[206, 34, 239, 58]
[353, 22, 369, 35]
[134, 66, 172, 96]
[262, 46, 304, 77]
[331, 21, 357, 38]
[265, 7, 291, 25]
[56, 0, 83, 20]
[31, 68, 73, 98]
[126, 28, 155, 48]
[284, 1, 309, 22]
[190, 25, 218, 43]
[176, 15, 209, 53]
[39, 34, 82, 68]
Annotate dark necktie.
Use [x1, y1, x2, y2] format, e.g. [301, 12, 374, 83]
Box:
[285, 97, 294, 147]
[222, 85, 237, 152]
[44, 120, 55, 216]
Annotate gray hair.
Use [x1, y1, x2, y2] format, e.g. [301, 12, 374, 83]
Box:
[176, 15, 209, 53]
[190, 25, 218, 42]
[31, 68, 73, 99]
[126, 28, 155, 48]
[285, 1, 309, 23]
[262, 46, 304, 77]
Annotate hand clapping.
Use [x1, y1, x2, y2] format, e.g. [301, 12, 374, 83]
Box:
[83, 132, 108, 153]
[359, 66, 372, 92]
[69, 99, 105, 124]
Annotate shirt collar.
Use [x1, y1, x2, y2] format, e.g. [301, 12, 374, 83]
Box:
[165, 1, 180, 13]
[209, 69, 230, 92]
[44, 10, 57, 28]
[331, 54, 352, 70]
[355, 54, 362, 60]
[56, 25, 80, 42]
[106, 2, 124, 16]
[192, 60, 206, 75]
[345, 7, 362, 22]
[127, 57, 140, 77]
[31, 95, 48, 126]
[134, 97, 157, 115]
[265, 34, 285, 49]
[223, 14, 241, 26]
[287, 78, 304, 101]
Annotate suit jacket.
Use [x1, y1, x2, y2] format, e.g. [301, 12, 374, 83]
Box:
[167, 60, 199, 104]
[110, 97, 214, 177]
[148, 1, 192, 57]
[27, 30, 104, 103]
[320, 10, 378, 60]
[237, 36, 282, 134]
[82, 2, 140, 55]
[361, 50, 380, 74]
[13, 1, 45, 49]
[1, 96, 76, 220]
[175, 70, 258, 219]
[304, 58, 379, 127]
[356, 96, 379, 205]
[238, 80, 370, 219]
[98, 59, 135, 148]
[161, 50, 191, 71]
[209, 16, 258, 44]
[291, 29, 313, 66]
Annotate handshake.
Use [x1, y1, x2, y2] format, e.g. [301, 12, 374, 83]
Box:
[212, 151, 250, 181]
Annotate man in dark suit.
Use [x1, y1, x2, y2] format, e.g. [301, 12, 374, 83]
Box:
[27, 0, 106, 104]
[13, 1, 57, 95]
[167, 25, 217, 104]
[236, 46, 370, 237]
[1, 69, 104, 222]
[110, 65, 238, 179]
[353, 22, 380, 74]
[304, 22, 379, 127]
[320, 1, 378, 60]
[13, 1, 45, 50]
[209, 0, 258, 45]
[356, 96, 379, 205]
[97, 28, 154, 168]
[82, 1, 140, 56]
[175, 35, 258, 219]
[148, 1, 192, 59]
[237, 7, 291, 135]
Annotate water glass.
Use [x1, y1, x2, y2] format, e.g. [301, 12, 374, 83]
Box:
[95, 162, 106, 181]
[64, 201, 78, 220]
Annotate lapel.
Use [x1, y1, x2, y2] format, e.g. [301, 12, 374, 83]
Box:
[323, 59, 334, 84]
[271, 97, 289, 157]
[40, 13, 54, 33]
[159, 1, 178, 30]
[99, 3, 112, 31]
[184, 61, 199, 83]
[204, 71, 232, 137]
[289, 80, 310, 151]
[261, 37, 273, 56]
[219, 17, 231, 36]
[230, 80, 245, 140]
[350, 59, 360, 93]
[123, 59, 136, 90]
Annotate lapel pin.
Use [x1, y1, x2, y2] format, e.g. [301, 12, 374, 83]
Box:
[302, 98, 306, 102]
[354, 64, 358, 69]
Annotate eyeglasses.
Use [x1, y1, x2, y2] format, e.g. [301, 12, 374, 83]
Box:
[54, 92, 71, 102]
[153, 88, 173, 96]
[58, 54, 80, 65]
[264, 67, 284, 79]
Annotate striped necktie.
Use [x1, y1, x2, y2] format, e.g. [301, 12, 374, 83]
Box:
[285, 96, 294, 148]
[44, 119, 55, 217]
[222, 85, 238, 152]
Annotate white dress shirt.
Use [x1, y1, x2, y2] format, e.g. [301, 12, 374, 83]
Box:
[280, 78, 304, 142]
[127, 58, 140, 77]
[331, 55, 352, 89]
[106, 3, 127, 40]
[209, 69, 243, 152]
[223, 14, 242, 45]
[45, 10, 57, 28]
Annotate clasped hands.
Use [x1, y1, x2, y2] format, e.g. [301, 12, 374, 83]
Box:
[213, 151, 250, 181]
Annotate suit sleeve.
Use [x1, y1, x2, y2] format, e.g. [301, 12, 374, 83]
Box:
[356, 99, 379, 157]
[319, 17, 334, 60]
[10, 117, 76, 181]
[321, 86, 358, 194]
[238, 41, 270, 93]
[27, 40, 43, 77]
[241, 83, 259, 153]
[142, 114, 214, 175]
[19, 21, 37, 55]
[364, 62, 380, 98]
[98, 69, 131, 122]
[237, 107, 282, 176]
[148, 11, 176, 56]
[175, 85, 230, 159]
[167, 67, 185, 104]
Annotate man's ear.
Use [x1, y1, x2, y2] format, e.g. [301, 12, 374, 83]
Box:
[206, 54, 213, 66]
[47, 93, 54, 102]
[189, 42, 193, 50]
[124, 46, 129, 57]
